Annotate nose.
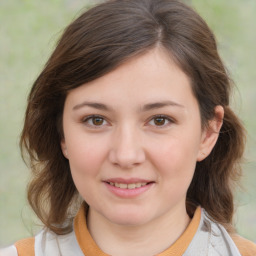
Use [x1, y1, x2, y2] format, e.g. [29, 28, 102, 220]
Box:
[108, 125, 146, 169]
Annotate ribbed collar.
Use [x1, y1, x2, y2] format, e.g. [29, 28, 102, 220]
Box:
[74, 204, 201, 256]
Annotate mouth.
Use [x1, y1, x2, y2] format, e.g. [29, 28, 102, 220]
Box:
[105, 181, 154, 189]
[103, 179, 155, 198]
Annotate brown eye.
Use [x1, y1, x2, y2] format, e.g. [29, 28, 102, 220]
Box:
[148, 115, 173, 128]
[83, 115, 107, 127]
[154, 117, 166, 126]
[92, 117, 104, 126]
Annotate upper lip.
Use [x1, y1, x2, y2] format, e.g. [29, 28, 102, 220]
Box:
[103, 178, 154, 184]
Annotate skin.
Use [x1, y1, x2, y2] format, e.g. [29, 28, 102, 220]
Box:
[61, 47, 223, 255]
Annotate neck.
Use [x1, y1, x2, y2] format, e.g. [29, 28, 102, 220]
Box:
[87, 206, 190, 256]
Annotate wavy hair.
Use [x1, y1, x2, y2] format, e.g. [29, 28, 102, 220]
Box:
[20, 0, 246, 234]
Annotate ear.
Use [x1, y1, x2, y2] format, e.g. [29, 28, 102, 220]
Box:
[197, 105, 224, 162]
[61, 139, 69, 159]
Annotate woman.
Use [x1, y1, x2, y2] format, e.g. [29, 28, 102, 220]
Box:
[2, 0, 256, 255]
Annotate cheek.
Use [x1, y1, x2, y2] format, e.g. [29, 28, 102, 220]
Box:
[66, 134, 109, 177]
[148, 135, 199, 179]
[66, 136, 110, 203]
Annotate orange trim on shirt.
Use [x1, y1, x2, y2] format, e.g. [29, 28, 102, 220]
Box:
[15, 237, 35, 256]
[74, 205, 201, 256]
[74, 204, 109, 256]
[158, 207, 201, 256]
[231, 234, 256, 256]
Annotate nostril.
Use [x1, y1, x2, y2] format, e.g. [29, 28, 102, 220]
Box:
[108, 146, 146, 169]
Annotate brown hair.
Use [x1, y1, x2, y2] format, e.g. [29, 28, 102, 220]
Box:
[20, 0, 246, 234]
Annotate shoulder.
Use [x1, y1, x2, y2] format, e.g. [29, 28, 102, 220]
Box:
[196, 209, 242, 255]
[4, 228, 83, 256]
[232, 234, 256, 256]
[0, 246, 18, 256]
[15, 237, 35, 256]
[0, 237, 35, 256]
[35, 228, 84, 256]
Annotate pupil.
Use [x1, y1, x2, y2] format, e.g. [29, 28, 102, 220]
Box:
[154, 117, 165, 126]
[93, 117, 103, 125]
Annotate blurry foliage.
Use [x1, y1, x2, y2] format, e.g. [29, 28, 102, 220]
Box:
[0, 0, 255, 247]
[191, 0, 256, 240]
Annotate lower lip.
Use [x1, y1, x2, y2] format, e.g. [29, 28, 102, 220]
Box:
[104, 182, 154, 198]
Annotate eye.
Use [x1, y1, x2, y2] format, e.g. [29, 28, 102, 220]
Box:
[82, 115, 108, 127]
[148, 115, 174, 127]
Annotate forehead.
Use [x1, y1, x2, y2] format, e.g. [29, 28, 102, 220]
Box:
[65, 47, 197, 110]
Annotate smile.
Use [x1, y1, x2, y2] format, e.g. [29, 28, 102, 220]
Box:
[108, 182, 148, 189]
[103, 179, 155, 198]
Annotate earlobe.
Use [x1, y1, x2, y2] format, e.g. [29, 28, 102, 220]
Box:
[197, 105, 224, 162]
[61, 140, 69, 159]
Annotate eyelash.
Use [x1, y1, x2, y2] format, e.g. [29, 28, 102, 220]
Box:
[147, 115, 175, 128]
[81, 114, 175, 128]
[82, 115, 108, 128]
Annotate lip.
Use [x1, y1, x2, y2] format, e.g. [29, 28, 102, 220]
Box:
[104, 178, 152, 184]
[103, 178, 155, 198]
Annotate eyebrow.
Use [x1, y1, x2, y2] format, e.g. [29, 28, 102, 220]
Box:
[73, 100, 184, 112]
[73, 102, 113, 111]
[141, 101, 185, 111]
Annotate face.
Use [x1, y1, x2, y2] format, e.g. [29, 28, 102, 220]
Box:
[61, 47, 221, 227]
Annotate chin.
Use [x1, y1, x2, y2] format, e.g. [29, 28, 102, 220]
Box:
[105, 208, 151, 227]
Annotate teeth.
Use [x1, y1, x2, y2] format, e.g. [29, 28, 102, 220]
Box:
[128, 183, 136, 189]
[136, 183, 142, 188]
[110, 182, 148, 189]
[119, 183, 128, 189]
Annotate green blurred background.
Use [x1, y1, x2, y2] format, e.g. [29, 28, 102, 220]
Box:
[0, 0, 255, 247]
